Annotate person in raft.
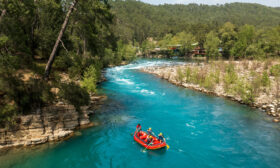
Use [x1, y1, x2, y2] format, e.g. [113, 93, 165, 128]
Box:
[136, 124, 142, 136]
[158, 133, 165, 142]
[146, 135, 153, 144]
[147, 127, 155, 136]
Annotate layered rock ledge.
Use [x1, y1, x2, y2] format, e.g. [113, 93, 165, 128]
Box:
[0, 95, 106, 150]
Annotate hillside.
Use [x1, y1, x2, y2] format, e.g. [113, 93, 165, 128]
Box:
[110, 1, 280, 42]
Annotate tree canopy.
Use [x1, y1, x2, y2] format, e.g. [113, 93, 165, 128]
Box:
[110, 0, 280, 43]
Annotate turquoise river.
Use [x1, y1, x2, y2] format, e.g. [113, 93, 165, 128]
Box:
[1, 59, 280, 168]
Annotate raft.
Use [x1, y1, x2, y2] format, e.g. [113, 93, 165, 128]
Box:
[134, 131, 166, 150]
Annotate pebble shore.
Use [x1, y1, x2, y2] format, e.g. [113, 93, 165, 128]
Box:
[141, 63, 280, 123]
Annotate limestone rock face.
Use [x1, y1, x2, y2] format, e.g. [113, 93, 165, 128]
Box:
[0, 95, 105, 150]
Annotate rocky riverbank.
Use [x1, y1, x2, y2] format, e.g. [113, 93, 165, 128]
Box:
[0, 95, 106, 150]
[141, 60, 280, 123]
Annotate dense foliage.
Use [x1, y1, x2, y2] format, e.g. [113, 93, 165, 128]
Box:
[110, 1, 280, 59]
[111, 0, 280, 43]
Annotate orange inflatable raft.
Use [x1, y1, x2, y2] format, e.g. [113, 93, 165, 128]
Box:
[134, 131, 166, 150]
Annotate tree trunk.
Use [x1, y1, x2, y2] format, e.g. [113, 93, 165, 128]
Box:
[31, 0, 39, 59]
[83, 38, 86, 56]
[44, 0, 78, 80]
[0, 9, 6, 23]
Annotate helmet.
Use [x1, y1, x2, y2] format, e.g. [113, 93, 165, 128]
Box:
[148, 128, 151, 130]
[159, 133, 162, 136]
[149, 136, 152, 138]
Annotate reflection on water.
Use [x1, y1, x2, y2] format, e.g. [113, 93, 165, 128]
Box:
[0, 141, 60, 167]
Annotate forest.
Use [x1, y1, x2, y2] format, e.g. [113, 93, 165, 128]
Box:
[0, 0, 136, 126]
[112, 1, 280, 59]
[0, 0, 280, 126]
[111, 0, 280, 43]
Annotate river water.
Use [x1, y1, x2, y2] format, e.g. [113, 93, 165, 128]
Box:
[1, 59, 280, 168]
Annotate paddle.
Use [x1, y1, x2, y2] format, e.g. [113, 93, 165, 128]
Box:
[166, 144, 170, 149]
[143, 140, 153, 152]
[162, 137, 170, 149]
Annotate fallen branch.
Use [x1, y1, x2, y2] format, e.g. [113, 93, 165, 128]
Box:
[60, 39, 69, 53]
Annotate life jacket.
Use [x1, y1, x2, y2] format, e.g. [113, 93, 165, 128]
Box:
[158, 135, 164, 141]
[147, 138, 152, 144]
[136, 125, 141, 132]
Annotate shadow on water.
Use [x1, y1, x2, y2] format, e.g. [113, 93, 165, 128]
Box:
[146, 148, 167, 156]
[133, 140, 167, 156]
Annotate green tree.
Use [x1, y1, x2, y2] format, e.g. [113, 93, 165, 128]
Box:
[219, 22, 237, 58]
[231, 25, 255, 59]
[158, 34, 173, 48]
[172, 32, 196, 55]
[204, 31, 221, 60]
[245, 43, 265, 59]
[81, 65, 98, 93]
[264, 26, 280, 56]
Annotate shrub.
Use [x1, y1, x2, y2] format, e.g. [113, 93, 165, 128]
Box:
[270, 64, 280, 76]
[241, 84, 255, 104]
[93, 63, 102, 82]
[261, 71, 270, 87]
[103, 48, 115, 67]
[0, 71, 54, 126]
[223, 66, 238, 92]
[0, 35, 8, 47]
[176, 67, 184, 83]
[233, 79, 255, 104]
[68, 53, 84, 79]
[225, 62, 235, 74]
[213, 69, 220, 84]
[264, 59, 273, 70]
[250, 71, 262, 96]
[0, 104, 17, 128]
[53, 51, 73, 71]
[185, 67, 192, 82]
[0, 71, 54, 113]
[191, 68, 200, 84]
[196, 68, 207, 85]
[58, 82, 90, 111]
[81, 65, 98, 93]
[202, 74, 215, 90]
[24, 78, 54, 112]
[245, 44, 265, 59]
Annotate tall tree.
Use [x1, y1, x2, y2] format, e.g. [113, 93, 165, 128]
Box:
[204, 31, 221, 60]
[44, 0, 78, 80]
[219, 22, 237, 58]
[230, 24, 255, 59]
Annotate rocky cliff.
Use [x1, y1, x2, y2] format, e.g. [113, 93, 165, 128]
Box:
[0, 95, 106, 150]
